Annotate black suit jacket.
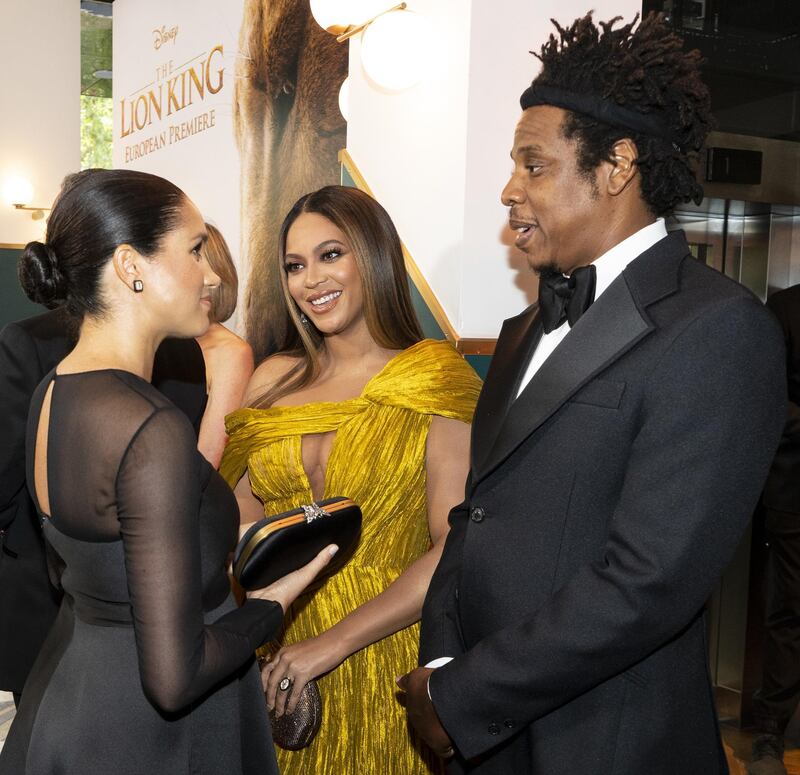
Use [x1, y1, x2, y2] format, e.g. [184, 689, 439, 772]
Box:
[763, 283, 800, 513]
[0, 307, 207, 693]
[420, 232, 787, 774]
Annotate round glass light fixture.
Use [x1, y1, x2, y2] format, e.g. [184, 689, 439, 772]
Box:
[3, 175, 34, 207]
[338, 77, 350, 121]
[309, 0, 343, 31]
[310, 1, 399, 33]
[360, 10, 431, 91]
[309, 0, 358, 31]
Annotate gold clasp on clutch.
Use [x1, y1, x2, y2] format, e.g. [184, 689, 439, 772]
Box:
[301, 503, 330, 522]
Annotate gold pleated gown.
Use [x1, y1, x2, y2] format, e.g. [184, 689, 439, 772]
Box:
[221, 339, 481, 774]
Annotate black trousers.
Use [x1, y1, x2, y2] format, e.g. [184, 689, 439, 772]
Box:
[754, 508, 800, 735]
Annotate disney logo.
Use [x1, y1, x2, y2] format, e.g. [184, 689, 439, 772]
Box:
[153, 25, 179, 50]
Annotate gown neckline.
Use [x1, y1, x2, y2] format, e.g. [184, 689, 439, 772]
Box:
[258, 339, 433, 413]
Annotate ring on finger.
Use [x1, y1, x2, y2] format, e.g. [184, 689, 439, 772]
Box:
[278, 677, 293, 692]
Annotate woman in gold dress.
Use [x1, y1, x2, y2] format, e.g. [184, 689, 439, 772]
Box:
[220, 186, 481, 773]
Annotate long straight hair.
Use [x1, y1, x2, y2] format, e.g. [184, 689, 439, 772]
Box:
[252, 185, 423, 407]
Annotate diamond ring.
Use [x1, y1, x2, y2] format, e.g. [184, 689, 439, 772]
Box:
[279, 677, 293, 692]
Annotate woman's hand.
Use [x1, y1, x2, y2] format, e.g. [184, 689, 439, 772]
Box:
[262, 632, 348, 716]
[247, 544, 338, 613]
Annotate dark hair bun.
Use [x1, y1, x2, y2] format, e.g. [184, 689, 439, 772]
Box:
[18, 241, 68, 308]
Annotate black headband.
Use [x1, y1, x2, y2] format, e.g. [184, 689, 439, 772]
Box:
[520, 83, 673, 142]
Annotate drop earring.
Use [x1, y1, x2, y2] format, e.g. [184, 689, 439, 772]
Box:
[299, 313, 310, 326]
[133, 279, 144, 293]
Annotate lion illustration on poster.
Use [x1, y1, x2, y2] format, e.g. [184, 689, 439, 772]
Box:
[234, 0, 348, 363]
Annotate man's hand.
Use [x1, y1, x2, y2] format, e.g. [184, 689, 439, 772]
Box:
[397, 667, 455, 759]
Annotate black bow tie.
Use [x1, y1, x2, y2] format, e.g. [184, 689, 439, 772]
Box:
[537, 264, 597, 335]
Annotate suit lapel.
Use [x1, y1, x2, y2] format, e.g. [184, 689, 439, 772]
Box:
[472, 274, 651, 484]
[471, 230, 690, 485]
[470, 306, 542, 473]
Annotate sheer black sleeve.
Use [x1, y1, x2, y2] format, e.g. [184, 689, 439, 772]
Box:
[116, 406, 281, 713]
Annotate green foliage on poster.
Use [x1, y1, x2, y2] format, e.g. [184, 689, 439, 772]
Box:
[81, 96, 113, 170]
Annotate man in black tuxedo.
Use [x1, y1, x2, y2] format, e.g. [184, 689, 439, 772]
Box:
[399, 13, 787, 774]
[749, 283, 800, 775]
[0, 306, 207, 704]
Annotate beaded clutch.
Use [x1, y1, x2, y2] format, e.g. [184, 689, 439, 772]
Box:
[233, 497, 362, 591]
[269, 679, 323, 750]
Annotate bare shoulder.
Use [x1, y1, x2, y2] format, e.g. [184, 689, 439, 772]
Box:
[200, 324, 250, 354]
[245, 353, 302, 404]
[226, 335, 254, 370]
[200, 326, 254, 375]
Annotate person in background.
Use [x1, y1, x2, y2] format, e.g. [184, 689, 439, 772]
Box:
[399, 13, 786, 774]
[220, 185, 482, 774]
[749, 283, 800, 775]
[196, 223, 254, 468]
[0, 168, 334, 775]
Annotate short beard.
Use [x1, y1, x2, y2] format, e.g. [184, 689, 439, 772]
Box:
[534, 264, 564, 279]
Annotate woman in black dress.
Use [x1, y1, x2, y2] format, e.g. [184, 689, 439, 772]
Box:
[0, 169, 335, 774]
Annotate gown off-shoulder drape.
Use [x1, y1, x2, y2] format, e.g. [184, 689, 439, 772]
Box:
[0, 369, 283, 775]
[220, 339, 482, 774]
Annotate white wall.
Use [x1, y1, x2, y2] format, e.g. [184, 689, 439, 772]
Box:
[346, 0, 473, 331]
[347, 0, 640, 340]
[0, 0, 80, 246]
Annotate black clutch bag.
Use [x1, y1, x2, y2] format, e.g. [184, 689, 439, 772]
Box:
[233, 497, 362, 591]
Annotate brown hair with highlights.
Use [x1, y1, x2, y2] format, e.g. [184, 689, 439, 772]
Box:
[252, 185, 423, 407]
[203, 223, 238, 323]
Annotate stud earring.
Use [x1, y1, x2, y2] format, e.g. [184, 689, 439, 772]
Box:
[133, 279, 144, 293]
[299, 313, 310, 326]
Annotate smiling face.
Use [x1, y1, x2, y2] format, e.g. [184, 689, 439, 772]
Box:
[501, 105, 613, 275]
[283, 211, 365, 338]
[138, 200, 219, 338]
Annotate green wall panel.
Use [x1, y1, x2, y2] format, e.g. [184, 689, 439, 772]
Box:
[0, 248, 46, 330]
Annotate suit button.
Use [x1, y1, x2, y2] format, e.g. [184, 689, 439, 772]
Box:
[470, 507, 485, 523]
[504, 719, 515, 729]
[488, 722, 501, 735]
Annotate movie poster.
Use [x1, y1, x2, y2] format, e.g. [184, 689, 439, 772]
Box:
[113, 0, 347, 348]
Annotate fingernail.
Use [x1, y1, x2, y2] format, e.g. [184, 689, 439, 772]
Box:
[328, 545, 339, 556]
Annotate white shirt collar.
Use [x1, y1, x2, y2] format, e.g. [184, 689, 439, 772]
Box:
[515, 219, 667, 399]
[590, 218, 667, 300]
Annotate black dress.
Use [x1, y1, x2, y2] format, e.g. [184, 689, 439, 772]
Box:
[0, 369, 281, 774]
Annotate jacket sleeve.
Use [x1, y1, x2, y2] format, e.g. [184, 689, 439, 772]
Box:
[429, 297, 787, 760]
[419, 496, 471, 665]
[0, 323, 42, 532]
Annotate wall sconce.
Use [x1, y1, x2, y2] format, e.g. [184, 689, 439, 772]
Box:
[311, 1, 432, 92]
[360, 9, 431, 91]
[3, 175, 49, 220]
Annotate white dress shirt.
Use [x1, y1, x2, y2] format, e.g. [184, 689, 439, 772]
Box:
[516, 218, 668, 398]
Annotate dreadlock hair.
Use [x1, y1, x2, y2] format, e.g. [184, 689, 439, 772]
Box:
[531, 12, 713, 216]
